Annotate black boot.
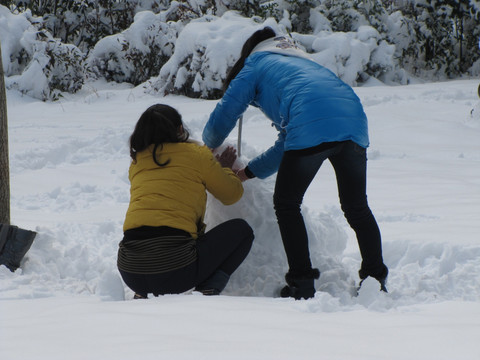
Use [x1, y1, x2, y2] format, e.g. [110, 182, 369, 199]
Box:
[195, 270, 230, 296]
[0, 224, 37, 272]
[280, 268, 320, 300]
[358, 264, 388, 293]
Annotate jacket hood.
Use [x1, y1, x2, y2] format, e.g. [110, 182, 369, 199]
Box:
[251, 36, 314, 62]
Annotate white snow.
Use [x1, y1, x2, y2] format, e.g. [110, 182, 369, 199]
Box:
[2, 4, 480, 358]
[2, 77, 480, 359]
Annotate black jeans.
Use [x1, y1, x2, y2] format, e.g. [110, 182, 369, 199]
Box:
[119, 219, 254, 296]
[273, 141, 386, 279]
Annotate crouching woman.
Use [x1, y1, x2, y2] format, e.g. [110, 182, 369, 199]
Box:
[117, 104, 254, 298]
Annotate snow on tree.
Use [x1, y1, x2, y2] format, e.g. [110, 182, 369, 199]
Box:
[391, 0, 480, 78]
[87, 9, 182, 85]
[299, 8, 402, 85]
[0, 5, 32, 76]
[146, 11, 280, 99]
[1, 0, 171, 51]
[0, 5, 86, 101]
[1, 1, 480, 100]
[147, 10, 401, 98]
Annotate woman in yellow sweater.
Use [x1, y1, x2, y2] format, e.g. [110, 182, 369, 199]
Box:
[118, 104, 254, 298]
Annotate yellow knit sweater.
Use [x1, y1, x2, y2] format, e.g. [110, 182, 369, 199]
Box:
[123, 142, 243, 238]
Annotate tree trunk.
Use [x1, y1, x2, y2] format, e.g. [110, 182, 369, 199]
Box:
[0, 43, 11, 225]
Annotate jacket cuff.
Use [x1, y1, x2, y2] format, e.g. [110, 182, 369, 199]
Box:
[244, 166, 256, 179]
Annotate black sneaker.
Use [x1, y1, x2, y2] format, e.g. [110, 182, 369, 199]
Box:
[133, 293, 147, 299]
[195, 270, 229, 296]
[279, 268, 320, 300]
[196, 288, 221, 296]
[280, 283, 315, 300]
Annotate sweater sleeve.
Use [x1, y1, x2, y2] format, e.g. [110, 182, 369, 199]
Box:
[200, 147, 244, 205]
[202, 65, 257, 148]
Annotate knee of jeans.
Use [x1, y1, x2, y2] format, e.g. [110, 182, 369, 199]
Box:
[273, 194, 302, 212]
[230, 218, 254, 240]
[342, 204, 373, 223]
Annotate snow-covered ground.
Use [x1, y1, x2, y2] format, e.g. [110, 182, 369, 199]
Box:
[1, 78, 480, 359]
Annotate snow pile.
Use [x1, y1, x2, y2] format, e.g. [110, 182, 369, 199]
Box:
[205, 148, 349, 297]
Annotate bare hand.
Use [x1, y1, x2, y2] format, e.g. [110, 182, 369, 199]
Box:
[216, 146, 237, 169]
[235, 168, 251, 182]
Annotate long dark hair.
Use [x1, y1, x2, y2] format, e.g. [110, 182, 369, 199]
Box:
[223, 26, 276, 92]
[129, 104, 189, 166]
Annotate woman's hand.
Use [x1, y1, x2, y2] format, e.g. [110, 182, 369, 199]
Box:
[234, 168, 251, 182]
[216, 146, 237, 169]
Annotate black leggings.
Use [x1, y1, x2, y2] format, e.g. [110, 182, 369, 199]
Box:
[273, 141, 386, 279]
[119, 219, 254, 296]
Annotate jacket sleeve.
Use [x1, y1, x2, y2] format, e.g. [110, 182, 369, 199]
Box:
[200, 147, 244, 205]
[202, 66, 257, 148]
[247, 130, 286, 179]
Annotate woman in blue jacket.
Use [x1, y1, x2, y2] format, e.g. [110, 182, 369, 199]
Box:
[202, 27, 388, 299]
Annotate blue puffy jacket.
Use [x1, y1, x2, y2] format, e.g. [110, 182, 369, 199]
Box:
[202, 50, 369, 179]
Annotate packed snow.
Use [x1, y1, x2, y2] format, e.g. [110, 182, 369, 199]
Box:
[1, 77, 480, 359]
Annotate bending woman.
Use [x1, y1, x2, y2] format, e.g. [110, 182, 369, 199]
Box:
[118, 104, 254, 298]
[202, 27, 388, 299]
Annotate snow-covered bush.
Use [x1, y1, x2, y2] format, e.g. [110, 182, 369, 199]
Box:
[294, 25, 399, 86]
[2, 0, 173, 51]
[388, 0, 480, 79]
[2, 1, 480, 100]
[223, 0, 329, 33]
[1, 7, 28, 76]
[316, 0, 367, 32]
[1, 5, 87, 101]
[147, 10, 401, 98]
[8, 32, 86, 101]
[88, 10, 182, 85]
[146, 12, 282, 99]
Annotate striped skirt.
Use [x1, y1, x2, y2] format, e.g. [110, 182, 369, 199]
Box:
[117, 234, 197, 275]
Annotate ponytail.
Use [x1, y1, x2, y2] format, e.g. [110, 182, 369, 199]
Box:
[223, 27, 276, 92]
